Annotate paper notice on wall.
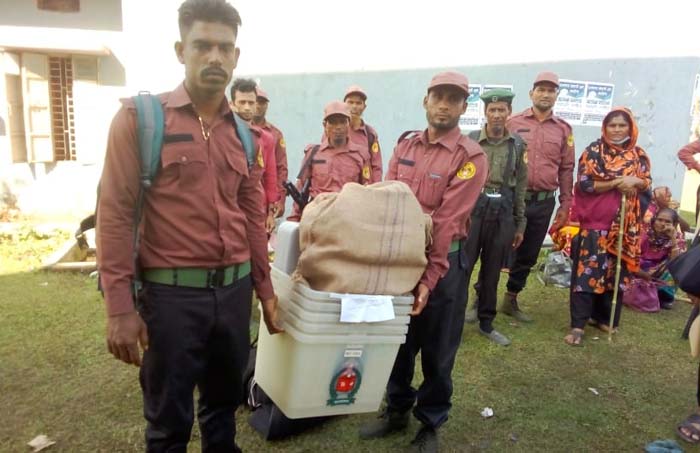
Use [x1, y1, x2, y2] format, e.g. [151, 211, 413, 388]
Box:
[459, 85, 482, 131]
[553, 80, 586, 125]
[553, 80, 614, 127]
[582, 82, 615, 126]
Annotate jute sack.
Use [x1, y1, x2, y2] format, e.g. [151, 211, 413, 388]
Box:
[294, 181, 431, 295]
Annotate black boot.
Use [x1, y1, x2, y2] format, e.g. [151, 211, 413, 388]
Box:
[359, 410, 409, 439]
[407, 424, 439, 452]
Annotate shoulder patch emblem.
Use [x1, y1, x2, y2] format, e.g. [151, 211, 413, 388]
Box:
[523, 151, 528, 165]
[362, 166, 371, 180]
[457, 162, 476, 180]
[567, 134, 574, 147]
[371, 142, 379, 153]
[257, 146, 265, 168]
[279, 138, 286, 148]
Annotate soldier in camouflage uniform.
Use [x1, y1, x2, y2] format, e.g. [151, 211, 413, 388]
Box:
[463, 89, 528, 346]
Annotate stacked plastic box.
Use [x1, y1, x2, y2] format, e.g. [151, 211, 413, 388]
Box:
[254, 222, 414, 419]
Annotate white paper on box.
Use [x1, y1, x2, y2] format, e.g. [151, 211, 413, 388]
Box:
[332, 294, 395, 323]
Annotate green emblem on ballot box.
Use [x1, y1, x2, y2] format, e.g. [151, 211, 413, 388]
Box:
[327, 351, 363, 406]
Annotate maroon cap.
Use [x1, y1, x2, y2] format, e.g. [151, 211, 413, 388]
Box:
[344, 85, 367, 101]
[256, 87, 269, 101]
[323, 101, 351, 121]
[427, 71, 469, 96]
[533, 71, 559, 88]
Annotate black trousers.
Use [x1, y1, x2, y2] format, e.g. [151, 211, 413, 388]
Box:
[137, 276, 252, 453]
[464, 209, 515, 331]
[386, 250, 467, 429]
[506, 197, 556, 294]
[569, 291, 623, 329]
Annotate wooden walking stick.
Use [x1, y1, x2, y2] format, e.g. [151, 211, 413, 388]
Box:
[609, 193, 627, 342]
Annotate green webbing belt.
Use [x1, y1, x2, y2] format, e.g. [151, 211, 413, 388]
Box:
[142, 261, 251, 288]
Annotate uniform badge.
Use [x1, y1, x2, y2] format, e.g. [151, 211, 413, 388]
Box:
[371, 142, 379, 153]
[257, 147, 265, 168]
[362, 166, 371, 180]
[457, 162, 476, 180]
[279, 138, 286, 148]
[523, 152, 529, 165]
[567, 134, 574, 147]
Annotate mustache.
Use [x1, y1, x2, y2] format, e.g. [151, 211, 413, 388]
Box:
[201, 67, 228, 78]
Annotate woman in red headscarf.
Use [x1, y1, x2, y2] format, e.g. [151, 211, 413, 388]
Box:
[564, 107, 652, 346]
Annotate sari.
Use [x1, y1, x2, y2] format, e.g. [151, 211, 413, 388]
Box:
[572, 107, 652, 294]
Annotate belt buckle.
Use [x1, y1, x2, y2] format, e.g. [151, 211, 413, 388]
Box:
[207, 268, 226, 288]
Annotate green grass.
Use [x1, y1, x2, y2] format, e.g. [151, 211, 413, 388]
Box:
[2, 232, 700, 452]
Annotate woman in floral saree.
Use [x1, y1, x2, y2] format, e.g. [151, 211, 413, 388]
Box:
[565, 107, 652, 346]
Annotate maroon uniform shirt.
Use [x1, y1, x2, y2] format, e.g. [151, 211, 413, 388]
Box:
[249, 125, 278, 205]
[97, 83, 273, 316]
[258, 121, 288, 212]
[288, 139, 370, 221]
[507, 107, 575, 213]
[386, 126, 488, 291]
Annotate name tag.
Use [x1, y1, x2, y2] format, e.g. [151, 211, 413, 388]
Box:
[486, 193, 502, 198]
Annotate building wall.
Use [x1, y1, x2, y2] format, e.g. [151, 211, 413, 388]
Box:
[0, 0, 122, 31]
[0, 49, 125, 219]
[255, 57, 700, 212]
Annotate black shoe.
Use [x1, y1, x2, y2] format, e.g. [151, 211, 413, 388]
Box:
[408, 424, 439, 452]
[359, 410, 409, 439]
[661, 302, 674, 310]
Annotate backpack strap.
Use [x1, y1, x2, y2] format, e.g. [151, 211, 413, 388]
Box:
[133, 93, 164, 188]
[397, 130, 420, 144]
[467, 130, 481, 142]
[504, 140, 516, 186]
[366, 126, 376, 154]
[507, 133, 526, 180]
[233, 112, 256, 168]
[296, 145, 321, 180]
[130, 92, 164, 298]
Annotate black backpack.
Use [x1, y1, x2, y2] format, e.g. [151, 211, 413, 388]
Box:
[243, 342, 330, 440]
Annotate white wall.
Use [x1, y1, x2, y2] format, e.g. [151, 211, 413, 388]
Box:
[0, 0, 122, 31]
